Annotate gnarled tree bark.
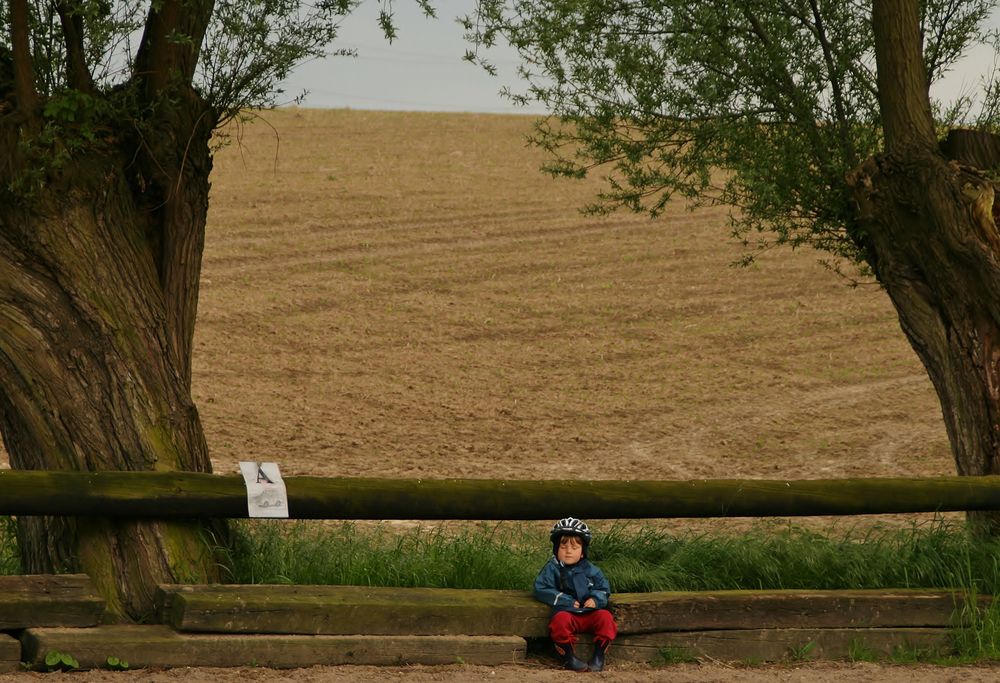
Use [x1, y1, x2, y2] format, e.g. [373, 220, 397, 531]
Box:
[0, 0, 223, 620]
[850, 0, 1000, 532]
[0, 131, 222, 619]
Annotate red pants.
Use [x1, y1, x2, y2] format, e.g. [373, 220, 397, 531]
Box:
[549, 609, 618, 646]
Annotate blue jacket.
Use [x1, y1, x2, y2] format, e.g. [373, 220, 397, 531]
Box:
[533, 556, 611, 615]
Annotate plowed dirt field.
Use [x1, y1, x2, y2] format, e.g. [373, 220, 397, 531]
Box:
[194, 109, 951, 486]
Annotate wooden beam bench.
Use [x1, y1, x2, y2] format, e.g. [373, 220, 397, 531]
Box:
[609, 627, 951, 662]
[0, 574, 105, 630]
[13, 624, 955, 670]
[20, 626, 526, 669]
[157, 584, 551, 636]
[0, 574, 106, 672]
[155, 584, 982, 665]
[0, 635, 18, 673]
[159, 584, 981, 636]
[611, 588, 984, 632]
[5, 582, 985, 669]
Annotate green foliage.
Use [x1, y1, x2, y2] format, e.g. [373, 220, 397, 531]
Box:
[39, 89, 114, 155]
[4, 0, 355, 116]
[651, 646, 698, 665]
[846, 638, 881, 663]
[948, 554, 1000, 661]
[464, 0, 1000, 270]
[198, 0, 353, 119]
[787, 640, 817, 661]
[3, 0, 440, 130]
[4, 88, 120, 198]
[105, 655, 130, 670]
[42, 650, 78, 672]
[24, 0, 148, 94]
[42, 89, 107, 125]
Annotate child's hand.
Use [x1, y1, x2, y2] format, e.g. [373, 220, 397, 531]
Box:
[573, 600, 580, 608]
[583, 598, 597, 609]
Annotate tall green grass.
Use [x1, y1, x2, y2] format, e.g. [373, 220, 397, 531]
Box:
[224, 519, 1000, 596]
[594, 520, 1000, 594]
[221, 522, 543, 588]
[8, 515, 1000, 596]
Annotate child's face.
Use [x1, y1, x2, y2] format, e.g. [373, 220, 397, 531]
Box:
[557, 535, 583, 565]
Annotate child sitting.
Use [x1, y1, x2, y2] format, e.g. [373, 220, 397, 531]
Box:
[533, 517, 618, 672]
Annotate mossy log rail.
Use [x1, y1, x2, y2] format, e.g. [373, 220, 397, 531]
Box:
[3, 471, 1000, 518]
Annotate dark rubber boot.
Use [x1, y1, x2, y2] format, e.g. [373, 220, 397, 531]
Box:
[553, 642, 588, 672]
[588, 639, 611, 672]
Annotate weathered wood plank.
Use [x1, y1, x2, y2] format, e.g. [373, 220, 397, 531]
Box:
[159, 584, 551, 637]
[21, 626, 526, 669]
[6, 470, 1000, 519]
[600, 627, 952, 663]
[613, 589, 981, 634]
[613, 589, 985, 634]
[0, 574, 105, 629]
[160, 584, 980, 637]
[0, 634, 20, 673]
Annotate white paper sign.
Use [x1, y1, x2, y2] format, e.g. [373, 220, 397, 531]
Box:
[239, 461, 289, 518]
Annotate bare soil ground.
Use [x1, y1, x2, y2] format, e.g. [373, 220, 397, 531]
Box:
[5, 661, 1000, 682]
[0, 108, 976, 679]
[196, 109, 951, 486]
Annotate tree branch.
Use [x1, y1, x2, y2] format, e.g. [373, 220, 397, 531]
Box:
[8, 0, 38, 113]
[129, 0, 217, 391]
[872, 0, 937, 151]
[133, 0, 215, 97]
[740, 8, 834, 174]
[56, 1, 95, 94]
[808, 0, 858, 168]
[922, 0, 960, 83]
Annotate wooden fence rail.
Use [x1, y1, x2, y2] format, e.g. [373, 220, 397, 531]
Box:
[2, 470, 1000, 519]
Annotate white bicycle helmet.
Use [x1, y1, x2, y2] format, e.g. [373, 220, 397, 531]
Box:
[550, 517, 592, 556]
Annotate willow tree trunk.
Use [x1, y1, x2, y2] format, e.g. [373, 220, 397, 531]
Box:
[0, 95, 223, 620]
[849, 0, 1000, 533]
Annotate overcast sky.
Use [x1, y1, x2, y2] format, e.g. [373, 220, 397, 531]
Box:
[278, 1, 1000, 115]
[279, 0, 536, 113]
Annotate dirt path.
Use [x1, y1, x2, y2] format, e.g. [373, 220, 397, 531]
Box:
[4, 661, 1000, 682]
